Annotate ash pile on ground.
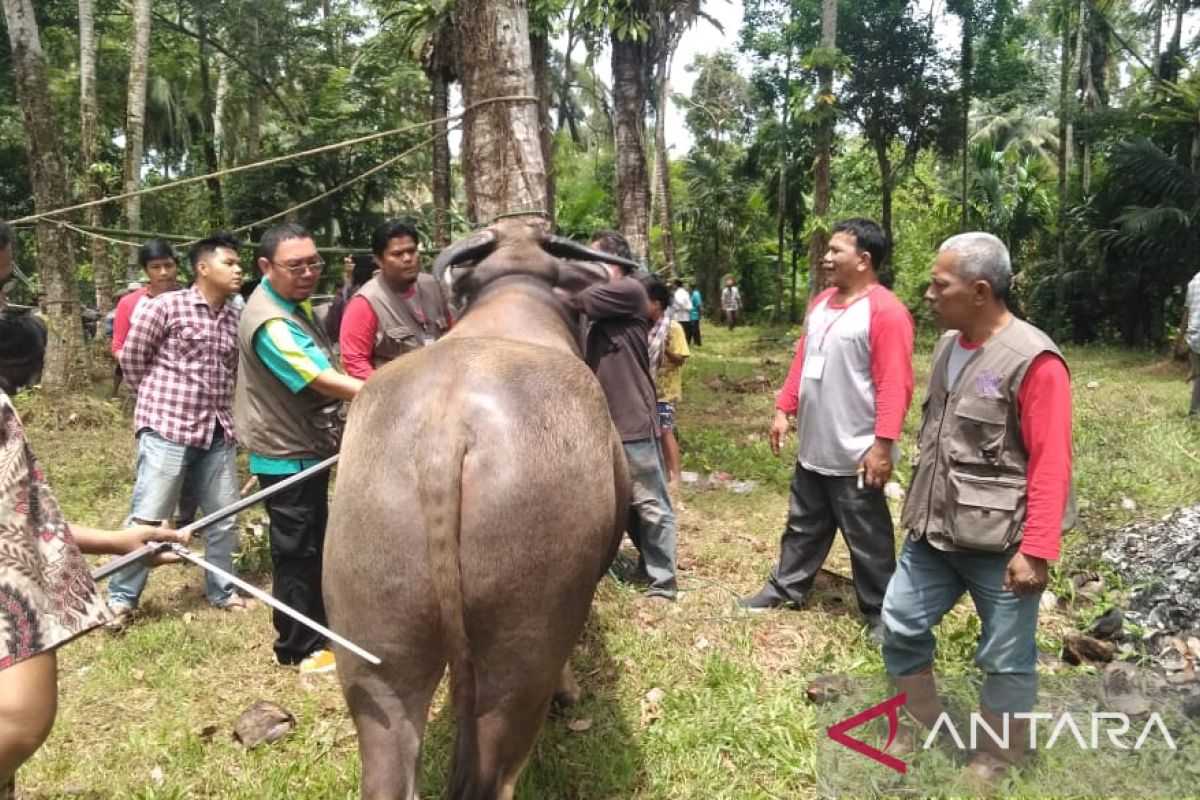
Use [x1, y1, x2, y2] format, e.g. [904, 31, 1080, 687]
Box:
[1102, 503, 1200, 642]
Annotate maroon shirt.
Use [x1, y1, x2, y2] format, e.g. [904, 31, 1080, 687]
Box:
[578, 276, 659, 442]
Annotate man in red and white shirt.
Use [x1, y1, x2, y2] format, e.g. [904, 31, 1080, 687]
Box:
[740, 217, 914, 642]
[108, 233, 249, 623]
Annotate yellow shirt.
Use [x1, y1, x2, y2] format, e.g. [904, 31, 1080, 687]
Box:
[655, 320, 690, 403]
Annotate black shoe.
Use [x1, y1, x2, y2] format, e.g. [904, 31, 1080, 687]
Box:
[736, 587, 798, 612]
[866, 616, 887, 644]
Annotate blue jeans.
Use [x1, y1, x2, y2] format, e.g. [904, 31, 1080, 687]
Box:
[881, 536, 1040, 713]
[107, 428, 239, 609]
[623, 438, 678, 598]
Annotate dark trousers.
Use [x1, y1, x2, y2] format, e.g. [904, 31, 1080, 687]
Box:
[684, 319, 702, 347]
[763, 463, 897, 618]
[259, 470, 330, 664]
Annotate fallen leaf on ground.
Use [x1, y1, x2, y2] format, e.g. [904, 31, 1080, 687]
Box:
[566, 718, 593, 733]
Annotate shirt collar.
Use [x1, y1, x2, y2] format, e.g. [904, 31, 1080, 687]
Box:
[261, 276, 313, 317]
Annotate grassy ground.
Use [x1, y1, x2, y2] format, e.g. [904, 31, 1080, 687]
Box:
[15, 323, 1200, 799]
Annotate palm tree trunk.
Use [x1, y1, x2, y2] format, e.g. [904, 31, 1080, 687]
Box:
[197, 6, 224, 222]
[453, 0, 548, 227]
[556, 6, 581, 143]
[654, 58, 677, 276]
[215, 51, 228, 168]
[612, 6, 652, 264]
[531, 30, 556, 227]
[3, 0, 85, 390]
[79, 0, 113, 314]
[1057, 0, 1072, 276]
[124, 0, 150, 280]
[808, 0, 836, 294]
[774, 44, 792, 324]
[431, 65, 452, 248]
[246, 17, 263, 161]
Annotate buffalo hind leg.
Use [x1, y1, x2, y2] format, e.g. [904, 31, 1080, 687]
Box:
[346, 663, 444, 800]
[447, 664, 559, 800]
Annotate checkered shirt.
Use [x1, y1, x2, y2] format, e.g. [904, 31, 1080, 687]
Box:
[119, 285, 241, 448]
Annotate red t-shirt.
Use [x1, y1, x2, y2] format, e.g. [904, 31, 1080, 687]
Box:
[111, 287, 148, 355]
[340, 285, 456, 380]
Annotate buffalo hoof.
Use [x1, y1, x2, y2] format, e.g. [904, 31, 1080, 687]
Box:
[552, 665, 581, 709]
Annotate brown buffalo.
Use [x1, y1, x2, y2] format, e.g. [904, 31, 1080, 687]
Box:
[323, 219, 634, 799]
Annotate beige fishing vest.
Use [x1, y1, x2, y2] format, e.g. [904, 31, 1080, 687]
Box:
[356, 272, 450, 370]
[900, 318, 1076, 553]
[233, 283, 344, 461]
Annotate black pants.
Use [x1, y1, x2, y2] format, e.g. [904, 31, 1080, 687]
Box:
[763, 463, 896, 618]
[684, 319, 702, 347]
[259, 470, 330, 664]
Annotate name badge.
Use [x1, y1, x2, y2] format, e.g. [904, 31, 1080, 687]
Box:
[422, 333, 437, 347]
[803, 355, 826, 381]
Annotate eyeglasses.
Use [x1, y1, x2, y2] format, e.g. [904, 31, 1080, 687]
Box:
[271, 258, 325, 276]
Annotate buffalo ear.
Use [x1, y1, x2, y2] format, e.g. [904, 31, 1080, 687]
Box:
[555, 260, 611, 295]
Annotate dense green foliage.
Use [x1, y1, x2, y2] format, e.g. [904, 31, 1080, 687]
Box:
[1, 0, 1198, 344]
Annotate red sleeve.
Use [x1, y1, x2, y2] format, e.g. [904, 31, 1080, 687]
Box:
[868, 293, 915, 441]
[111, 291, 140, 355]
[776, 334, 806, 414]
[1016, 353, 1073, 561]
[339, 295, 378, 380]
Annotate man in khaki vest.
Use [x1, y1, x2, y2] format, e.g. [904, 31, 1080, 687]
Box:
[339, 219, 451, 380]
[882, 232, 1073, 788]
[235, 222, 363, 675]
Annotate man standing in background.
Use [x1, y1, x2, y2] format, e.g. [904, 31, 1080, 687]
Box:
[687, 281, 703, 347]
[1185, 267, 1200, 417]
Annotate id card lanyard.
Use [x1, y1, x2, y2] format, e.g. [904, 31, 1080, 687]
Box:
[802, 284, 878, 381]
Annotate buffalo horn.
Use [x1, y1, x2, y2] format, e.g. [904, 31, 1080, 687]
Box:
[432, 228, 499, 287]
[539, 234, 640, 272]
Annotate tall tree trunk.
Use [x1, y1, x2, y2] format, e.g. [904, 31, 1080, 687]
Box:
[1057, 0, 1072, 276]
[531, 30, 556, 227]
[774, 57, 790, 324]
[124, 0, 150, 279]
[215, 51, 228, 168]
[246, 17, 263, 162]
[79, 0, 113, 314]
[611, 4, 652, 264]
[430, 65, 452, 248]
[653, 57, 677, 276]
[197, 7, 224, 223]
[959, 0, 973, 230]
[1163, 0, 1185, 84]
[808, 0, 837, 294]
[875, 144, 895, 279]
[3, 0, 84, 389]
[556, 6, 581, 143]
[454, 0, 548, 227]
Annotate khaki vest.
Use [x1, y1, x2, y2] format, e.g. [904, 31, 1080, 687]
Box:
[900, 318, 1076, 553]
[356, 273, 450, 370]
[233, 284, 344, 460]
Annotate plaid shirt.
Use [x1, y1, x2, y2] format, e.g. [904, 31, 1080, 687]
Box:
[119, 286, 241, 448]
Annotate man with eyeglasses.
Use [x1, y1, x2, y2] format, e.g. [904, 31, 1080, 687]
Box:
[234, 222, 363, 675]
[339, 219, 452, 380]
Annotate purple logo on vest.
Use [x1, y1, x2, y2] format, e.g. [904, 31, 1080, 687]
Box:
[975, 369, 1003, 398]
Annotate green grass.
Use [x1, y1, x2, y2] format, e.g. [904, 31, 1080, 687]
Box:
[14, 327, 1200, 798]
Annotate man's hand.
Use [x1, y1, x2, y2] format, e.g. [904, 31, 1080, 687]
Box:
[1003, 552, 1050, 596]
[769, 409, 792, 456]
[117, 525, 191, 566]
[859, 438, 894, 489]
